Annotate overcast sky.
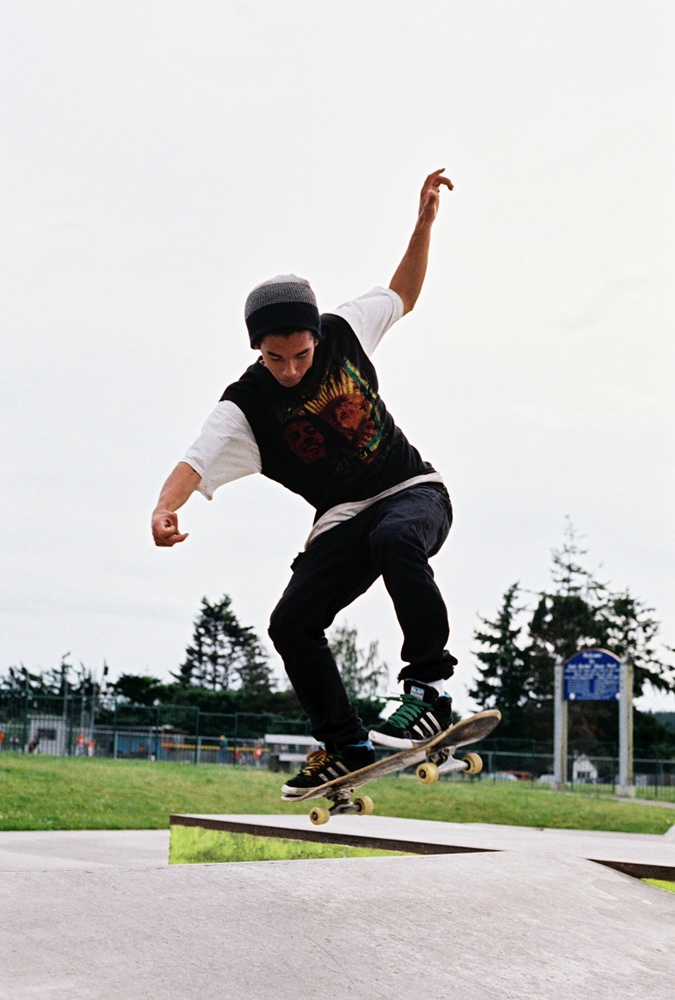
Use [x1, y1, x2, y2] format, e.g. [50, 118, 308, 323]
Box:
[2, 0, 673, 717]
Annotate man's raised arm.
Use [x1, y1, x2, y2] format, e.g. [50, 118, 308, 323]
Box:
[389, 168, 453, 315]
[151, 461, 201, 547]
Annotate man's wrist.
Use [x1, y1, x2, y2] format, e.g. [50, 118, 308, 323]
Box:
[153, 506, 175, 520]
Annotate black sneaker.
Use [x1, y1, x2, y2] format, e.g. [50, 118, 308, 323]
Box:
[369, 679, 453, 749]
[281, 743, 375, 799]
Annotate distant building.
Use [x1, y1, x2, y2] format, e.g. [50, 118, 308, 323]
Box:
[27, 715, 68, 756]
[573, 754, 598, 784]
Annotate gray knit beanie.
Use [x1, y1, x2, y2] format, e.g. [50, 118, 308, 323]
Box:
[244, 274, 321, 347]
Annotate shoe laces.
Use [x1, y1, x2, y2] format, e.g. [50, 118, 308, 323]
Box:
[299, 749, 333, 775]
[385, 692, 433, 727]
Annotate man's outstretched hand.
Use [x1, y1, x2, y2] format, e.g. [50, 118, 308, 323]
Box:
[151, 462, 200, 547]
[389, 167, 454, 314]
[417, 168, 453, 227]
[152, 509, 189, 547]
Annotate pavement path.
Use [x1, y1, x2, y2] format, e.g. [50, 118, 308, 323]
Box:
[0, 828, 169, 871]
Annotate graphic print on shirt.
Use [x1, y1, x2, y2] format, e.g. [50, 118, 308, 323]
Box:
[220, 312, 433, 516]
[281, 358, 385, 465]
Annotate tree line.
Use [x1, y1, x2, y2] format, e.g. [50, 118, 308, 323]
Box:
[3, 525, 674, 752]
[1, 597, 390, 729]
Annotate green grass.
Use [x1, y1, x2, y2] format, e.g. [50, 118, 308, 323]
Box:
[643, 879, 675, 894]
[169, 824, 409, 864]
[1, 754, 674, 835]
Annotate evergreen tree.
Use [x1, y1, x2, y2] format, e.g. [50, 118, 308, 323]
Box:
[0, 664, 44, 697]
[175, 595, 273, 694]
[237, 650, 276, 698]
[0, 654, 74, 698]
[528, 525, 673, 702]
[471, 523, 675, 749]
[112, 674, 165, 706]
[467, 584, 534, 735]
[41, 653, 75, 698]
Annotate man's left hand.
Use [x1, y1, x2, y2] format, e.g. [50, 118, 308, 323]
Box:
[418, 168, 453, 227]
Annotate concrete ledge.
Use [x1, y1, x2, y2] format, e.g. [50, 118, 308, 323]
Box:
[596, 859, 675, 882]
[170, 813, 495, 856]
[172, 813, 675, 879]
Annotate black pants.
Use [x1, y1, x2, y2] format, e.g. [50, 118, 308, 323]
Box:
[268, 484, 456, 748]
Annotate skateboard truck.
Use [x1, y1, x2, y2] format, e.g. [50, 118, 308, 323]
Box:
[309, 787, 375, 826]
[416, 748, 483, 785]
[309, 750, 484, 824]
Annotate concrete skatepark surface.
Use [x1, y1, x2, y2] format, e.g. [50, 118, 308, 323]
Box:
[1, 819, 674, 999]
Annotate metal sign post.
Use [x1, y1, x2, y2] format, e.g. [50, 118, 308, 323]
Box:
[617, 654, 634, 794]
[553, 657, 568, 788]
[553, 648, 632, 793]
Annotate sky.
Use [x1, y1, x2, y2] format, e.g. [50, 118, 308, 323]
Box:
[2, 0, 674, 718]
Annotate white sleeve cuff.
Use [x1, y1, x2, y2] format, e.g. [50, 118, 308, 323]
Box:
[182, 401, 261, 500]
[331, 286, 404, 355]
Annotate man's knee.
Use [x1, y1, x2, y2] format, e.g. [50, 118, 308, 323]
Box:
[268, 604, 294, 652]
[268, 602, 322, 654]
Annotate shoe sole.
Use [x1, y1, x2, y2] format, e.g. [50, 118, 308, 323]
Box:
[368, 730, 431, 750]
[281, 765, 372, 797]
[281, 784, 327, 798]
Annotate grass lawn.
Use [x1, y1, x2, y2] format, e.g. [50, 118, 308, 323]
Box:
[1, 753, 673, 835]
[643, 879, 675, 894]
[169, 824, 410, 864]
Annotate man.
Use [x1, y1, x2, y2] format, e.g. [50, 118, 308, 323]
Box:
[152, 168, 456, 797]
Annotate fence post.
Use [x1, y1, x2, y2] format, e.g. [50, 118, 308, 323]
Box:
[655, 755, 660, 799]
[154, 704, 161, 761]
[22, 686, 29, 752]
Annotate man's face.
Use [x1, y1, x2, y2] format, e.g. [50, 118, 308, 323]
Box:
[258, 330, 318, 388]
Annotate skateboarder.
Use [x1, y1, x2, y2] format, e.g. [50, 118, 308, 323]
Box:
[152, 168, 456, 796]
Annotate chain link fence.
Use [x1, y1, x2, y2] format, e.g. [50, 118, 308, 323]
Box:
[455, 748, 675, 801]
[1, 694, 673, 800]
[0, 693, 310, 764]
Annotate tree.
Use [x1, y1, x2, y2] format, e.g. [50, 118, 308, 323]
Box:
[0, 664, 45, 697]
[112, 674, 165, 706]
[328, 624, 389, 701]
[175, 594, 274, 695]
[328, 623, 390, 728]
[467, 584, 534, 736]
[529, 525, 674, 696]
[470, 524, 675, 749]
[0, 653, 75, 698]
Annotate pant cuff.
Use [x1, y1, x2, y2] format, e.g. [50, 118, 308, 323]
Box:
[398, 653, 457, 684]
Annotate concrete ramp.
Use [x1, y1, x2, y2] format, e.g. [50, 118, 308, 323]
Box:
[2, 848, 674, 999]
[172, 812, 675, 878]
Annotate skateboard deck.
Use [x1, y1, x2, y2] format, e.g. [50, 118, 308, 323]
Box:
[283, 709, 501, 825]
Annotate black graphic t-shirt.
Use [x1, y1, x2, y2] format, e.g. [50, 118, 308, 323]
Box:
[220, 313, 434, 520]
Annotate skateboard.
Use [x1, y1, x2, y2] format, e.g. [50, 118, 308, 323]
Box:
[284, 709, 501, 825]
